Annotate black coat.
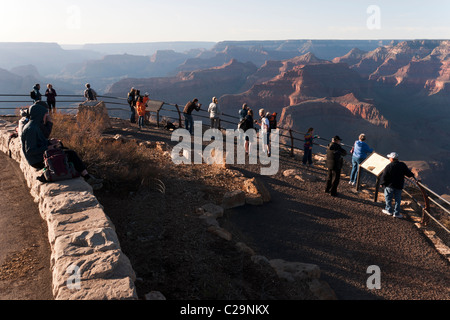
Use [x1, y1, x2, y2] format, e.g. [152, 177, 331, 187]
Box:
[326, 142, 347, 170]
[380, 160, 414, 190]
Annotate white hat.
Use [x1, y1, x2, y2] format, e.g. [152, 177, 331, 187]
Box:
[387, 152, 399, 159]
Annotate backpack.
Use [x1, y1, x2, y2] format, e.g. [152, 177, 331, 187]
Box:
[86, 88, 94, 100]
[30, 90, 37, 101]
[268, 112, 277, 130]
[238, 118, 248, 131]
[42, 148, 80, 182]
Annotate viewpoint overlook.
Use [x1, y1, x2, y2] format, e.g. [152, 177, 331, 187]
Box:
[0, 39, 449, 302]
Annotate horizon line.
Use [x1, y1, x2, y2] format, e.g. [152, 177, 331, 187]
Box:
[1, 38, 449, 47]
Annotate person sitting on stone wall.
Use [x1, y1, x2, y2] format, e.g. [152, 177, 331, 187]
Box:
[21, 101, 103, 189]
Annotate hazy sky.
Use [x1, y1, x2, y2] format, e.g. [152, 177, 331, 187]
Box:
[0, 0, 449, 44]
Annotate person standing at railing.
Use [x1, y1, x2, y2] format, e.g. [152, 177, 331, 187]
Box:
[208, 97, 221, 130]
[325, 136, 347, 197]
[136, 96, 146, 130]
[302, 128, 319, 166]
[183, 98, 201, 134]
[258, 108, 271, 157]
[30, 84, 42, 103]
[45, 84, 57, 114]
[239, 103, 248, 121]
[349, 133, 373, 186]
[380, 152, 416, 219]
[127, 87, 136, 124]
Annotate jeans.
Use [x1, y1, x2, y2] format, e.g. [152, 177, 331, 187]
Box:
[384, 187, 403, 216]
[325, 167, 341, 196]
[303, 147, 312, 165]
[350, 156, 364, 183]
[130, 105, 136, 123]
[210, 117, 220, 129]
[184, 113, 194, 134]
[138, 116, 145, 128]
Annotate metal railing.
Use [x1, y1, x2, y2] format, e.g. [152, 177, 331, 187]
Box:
[1, 93, 449, 247]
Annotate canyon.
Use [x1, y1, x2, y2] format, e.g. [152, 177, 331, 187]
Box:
[0, 40, 449, 194]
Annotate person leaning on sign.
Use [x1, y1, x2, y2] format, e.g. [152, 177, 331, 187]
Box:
[379, 152, 416, 219]
[325, 136, 347, 197]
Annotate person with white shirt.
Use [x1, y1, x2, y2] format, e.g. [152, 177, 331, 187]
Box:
[208, 97, 221, 129]
[258, 108, 271, 157]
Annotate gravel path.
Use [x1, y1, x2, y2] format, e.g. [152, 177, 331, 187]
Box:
[0, 152, 53, 300]
[225, 154, 450, 300]
[104, 119, 450, 300]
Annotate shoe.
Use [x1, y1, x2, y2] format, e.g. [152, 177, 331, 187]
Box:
[348, 181, 353, 185]
[382, 209, 392, 216]
[393, 214, 404, 219]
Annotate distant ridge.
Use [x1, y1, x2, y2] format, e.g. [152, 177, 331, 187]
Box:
[81, 42, 217, 56]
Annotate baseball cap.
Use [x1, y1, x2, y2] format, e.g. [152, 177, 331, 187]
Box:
[387, 152, 399, 159]
[333, 135, 342, 141]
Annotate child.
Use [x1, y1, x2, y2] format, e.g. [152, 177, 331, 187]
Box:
[136, 96, 146, 130]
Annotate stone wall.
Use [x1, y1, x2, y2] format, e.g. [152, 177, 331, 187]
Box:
[0, 119, 137, 300]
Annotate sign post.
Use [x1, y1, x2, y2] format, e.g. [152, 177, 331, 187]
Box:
[357, 152, 391, 202]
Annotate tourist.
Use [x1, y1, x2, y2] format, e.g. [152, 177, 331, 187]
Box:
[31, 84, 42, 103]
[84, 83, 97, 101]
[136, 96, 146, 130]
[44, 84, 57, 113]
[21, 101, 103, 189]
[127, 88, 136, 124]
[380, 152, 416, 219]
[303, 128, 319, 166]
[349, 133, 374, 186]
[325, 136, 347, 197]
[239, 103, 248, 121]
[258, 108, 271, 157]
[183, 98, 201, 134]
[208, 97, 221, 130]
[244, 109, 255, 154]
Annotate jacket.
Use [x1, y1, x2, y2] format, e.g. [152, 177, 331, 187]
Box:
[208, 102, 221, 119]
[380, 160, 414, 190]
[32, 85, 42, 102]
[326, 142, 347, 170]
[45, 88, 57, 102]
[183, 100, 200, 115]
[136, 101, 146, 117]
[21, 102, 49, 166]
[352, 140, 373, 160]
[304, 133, 317, 149]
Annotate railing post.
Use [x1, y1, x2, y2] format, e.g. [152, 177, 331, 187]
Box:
[289, 129, 294, 157]
[175, 104, 183, 128]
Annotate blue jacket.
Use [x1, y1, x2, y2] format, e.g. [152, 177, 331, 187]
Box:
[352, 140, 373, 160]
[21, 102, 49, 166]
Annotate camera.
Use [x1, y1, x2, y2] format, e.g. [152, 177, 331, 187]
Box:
[20, 108, 29, 118]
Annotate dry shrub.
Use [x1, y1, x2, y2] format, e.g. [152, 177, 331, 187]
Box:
[51, 112, 157, 190]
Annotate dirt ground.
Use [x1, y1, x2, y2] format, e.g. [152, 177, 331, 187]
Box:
[94, 120, 317, 300]
[0, 152, 53, 300]
[95, 119, 450, 300]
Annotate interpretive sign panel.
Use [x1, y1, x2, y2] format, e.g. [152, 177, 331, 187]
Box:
[360, 152, 391, 177]
[357, 152, 391, 202]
